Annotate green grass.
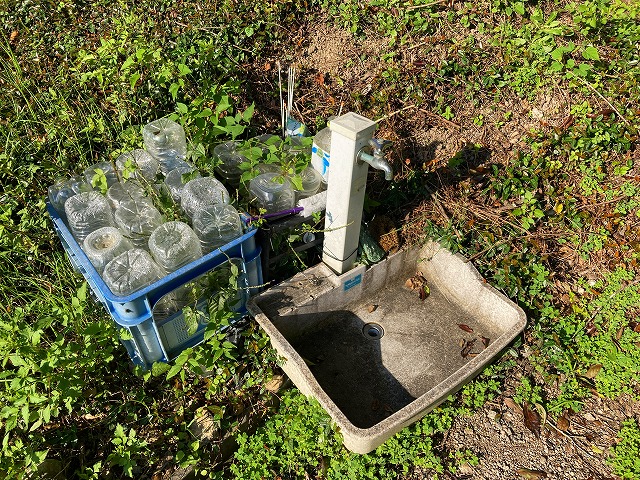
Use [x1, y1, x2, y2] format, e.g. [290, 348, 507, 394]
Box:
[1, 0, 640, 477]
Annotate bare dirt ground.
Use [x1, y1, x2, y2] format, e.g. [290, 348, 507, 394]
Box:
[438, 393, 639, 480]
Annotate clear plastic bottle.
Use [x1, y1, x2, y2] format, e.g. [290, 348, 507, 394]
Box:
[64, 191, 115, 242]
[164, 164, 200, 203]
[103, 248, 163, 294]
[249, 173, 295, 213]
[293, 166, 323, 200]
[311, 125, 332, 182]
[103, 248, 165, 363]
[83, 226, 133, 274]
[180, 176, 230, 220]
[148, 221, 203, 274]
[106, 181, 146, 210]
[114, 198, 163, 249]
[83, 161, 119, 189]
[213, 141, 248, 186]
[115, 149, 160, 183]
[192, 204, 243, 254]
[142, 118, 187, 170]
[48, 176, 93, 215]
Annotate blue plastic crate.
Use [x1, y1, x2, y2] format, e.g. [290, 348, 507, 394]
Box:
[47, 202, 262, 368]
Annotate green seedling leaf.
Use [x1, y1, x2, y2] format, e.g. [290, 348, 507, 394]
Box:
[574, 63, 592, 77]
[227, 125, 245, 139]
[90, 169, 108, 194]
[513, 2, 525, 15]
[230, 263, 239, 278]
[582, 46, 600, 61]
[289, 175, 303, 191]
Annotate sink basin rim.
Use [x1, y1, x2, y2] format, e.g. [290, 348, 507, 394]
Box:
[248, 241, 526, 453]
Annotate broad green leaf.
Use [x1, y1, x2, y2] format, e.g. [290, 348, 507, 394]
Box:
[151, 361, 170, 377]
[121, 56, 135, 71]
[514, 3, 525, 15]
[169, 82, 180, 101]
[196, 107, 213, 118]
[129, 72, 140, 90]
[177, 63, 192, 76]
[550, 47, 564, 61]
[242, 103, 255, 122]
[166, 363, 183, 379]
[582, 46, 600, 61]
[176, 102, 188, 114]
[289, 175, 303, 191]
[227, 124, 245, 139]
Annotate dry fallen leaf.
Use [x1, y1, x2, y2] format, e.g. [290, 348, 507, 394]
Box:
[504, 397, 522, 413]
[10, 30, 18, 42]
[523, 401, 542, 438]
[367, 304, 377, 313]
[461, 338, 476, 358]
[516, 468, 547, 479]
[264, 374, 285, 393]
[585, 363, 602, 379]
[458, 323, 474, 333]
[557, 415, 570, 431]
[480, 335, 490, 348]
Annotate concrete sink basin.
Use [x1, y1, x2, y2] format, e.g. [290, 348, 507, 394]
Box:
[247, 241, 526, 453]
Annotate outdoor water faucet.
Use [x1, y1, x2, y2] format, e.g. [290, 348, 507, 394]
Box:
[357, 138, 393, 181]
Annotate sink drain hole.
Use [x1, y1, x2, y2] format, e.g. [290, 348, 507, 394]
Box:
[363, 323, 384, 339]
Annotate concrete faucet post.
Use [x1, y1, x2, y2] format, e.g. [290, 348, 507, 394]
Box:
[322, 113, 377, 274]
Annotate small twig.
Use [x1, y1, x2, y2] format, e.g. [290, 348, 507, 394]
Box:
[405, 0, 450, 11]
[577, 76, 632, 128]
[419, 108, 461, 129]
[577, 195, 626, 211]
[376, 104, 417, 123]
[407, 41, 430, 51]
[545, 422, 603, 468]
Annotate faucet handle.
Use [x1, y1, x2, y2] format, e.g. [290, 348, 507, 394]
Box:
[369, 138, 393, 156]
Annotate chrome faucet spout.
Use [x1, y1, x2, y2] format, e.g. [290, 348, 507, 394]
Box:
[357, 138, 394, 181]
[362, 155, 393, 180]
